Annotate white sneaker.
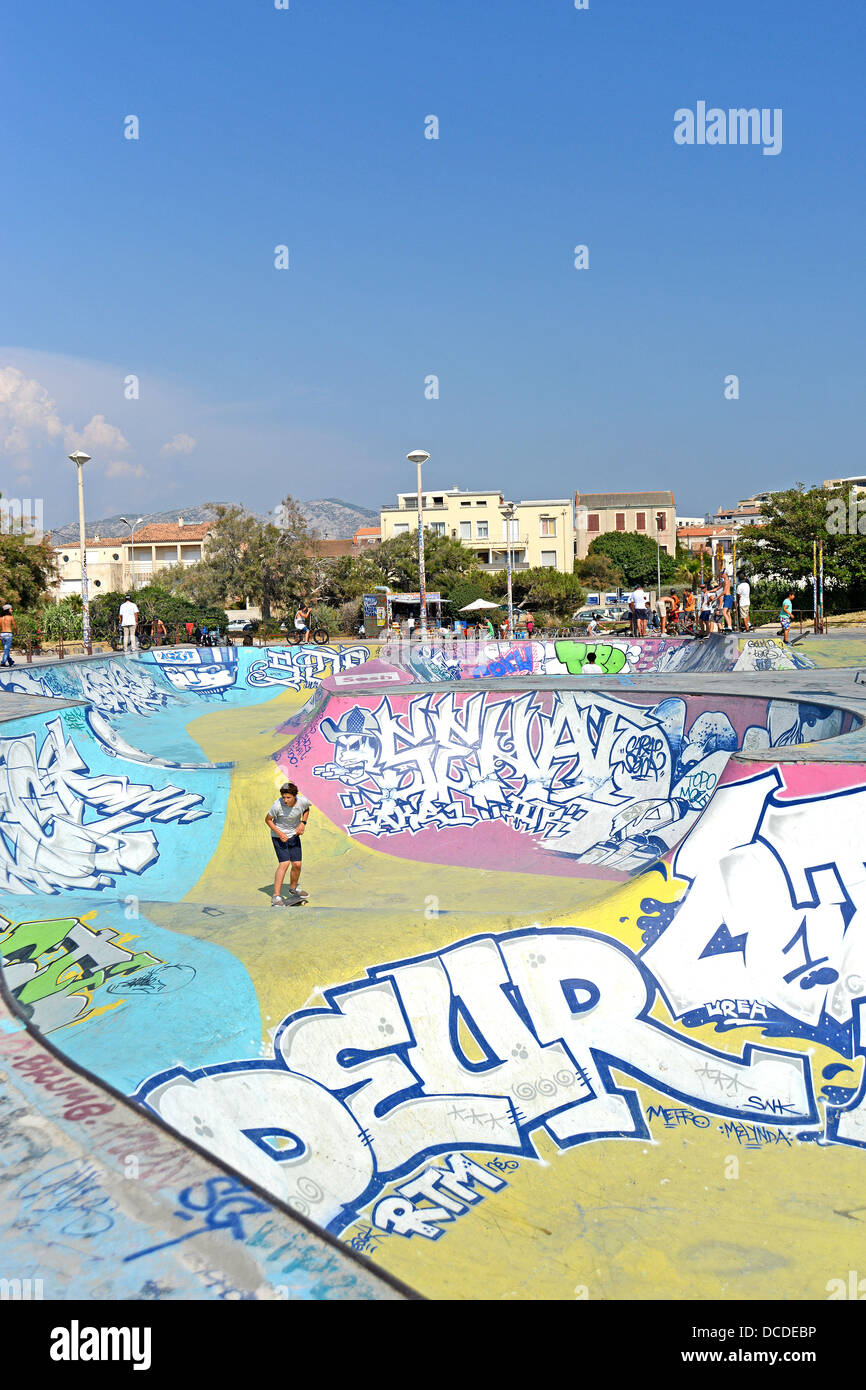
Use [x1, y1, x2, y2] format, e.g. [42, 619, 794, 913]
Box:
[270, 895, 285, 908]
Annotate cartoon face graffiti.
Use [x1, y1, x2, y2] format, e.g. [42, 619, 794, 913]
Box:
[317, 707, 383, 785]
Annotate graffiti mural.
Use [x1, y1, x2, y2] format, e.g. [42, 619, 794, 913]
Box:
[0, 715, 208, 894]
[642, 767, 866, 1046]
[138, 919, 848, 1241]
[247, 645, 370, 690]
[294, 690, 840, 874]
[150, 647, 240, 696]
[378, 636, 742, 682]
[735, 638, 816, 672]
[0, 914, 176, 1032]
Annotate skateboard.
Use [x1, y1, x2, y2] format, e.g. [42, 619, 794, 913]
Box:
[282, 892, 307, 908]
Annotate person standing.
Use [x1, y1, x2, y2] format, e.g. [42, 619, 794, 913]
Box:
[698, 585, 711, 637]
[736, 575, 751, 631]
[265, 782, 311, 906]
[779, 590, 795, 644]
[0, 605, 15, 667]
[406, 614, 416, 639]
[631, 585, 649, 638]
[154, 617, 167, 646]
[526, 612, 534, 638]
[119, 595, 140, 653]
[720, 570, 733, 630]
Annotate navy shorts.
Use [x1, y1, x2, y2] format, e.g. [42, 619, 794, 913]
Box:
[272, 835, 302, 863]
[723, 595, 733, 610]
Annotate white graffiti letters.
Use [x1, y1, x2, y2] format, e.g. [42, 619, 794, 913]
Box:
[644, 771, 866, 1031]
[248, 646, 369, 690]
[0, 717, 207, 894]
[139, 927, 815, 1232]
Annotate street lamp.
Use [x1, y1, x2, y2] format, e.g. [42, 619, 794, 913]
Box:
[500, 502, 516, 636]
[120, 516, 143, 591]
[406, 450, 430, 638]
[69, 451, 92, 655]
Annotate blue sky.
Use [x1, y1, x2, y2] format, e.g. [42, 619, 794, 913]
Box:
[2, 0, 864, 527]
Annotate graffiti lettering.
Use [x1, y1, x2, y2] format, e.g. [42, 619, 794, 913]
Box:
[1, 916, 162, 1032]
[137, 927, 817, 1236]
[0, 717, 207, 894]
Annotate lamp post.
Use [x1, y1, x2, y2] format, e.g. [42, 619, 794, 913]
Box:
[120, 516, 143, 591]
[69, 451, 92, 655]
[655, 511, 663, 610]
[407, 450, 430, 638]
[500, 502, 516, 636]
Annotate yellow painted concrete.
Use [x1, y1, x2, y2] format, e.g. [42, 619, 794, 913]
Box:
[141, 689, 866, 1300]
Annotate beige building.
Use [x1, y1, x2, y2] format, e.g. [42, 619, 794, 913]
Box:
[574, 490, 676, 561]
[380, 488, 575, 573]
[52, 520, 213, 598]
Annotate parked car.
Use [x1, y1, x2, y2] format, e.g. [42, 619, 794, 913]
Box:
[227, 619, 254, 633]
[573, 605, 631, 632]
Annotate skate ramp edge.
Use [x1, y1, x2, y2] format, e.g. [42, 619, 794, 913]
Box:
[3, 642, 866, 1300]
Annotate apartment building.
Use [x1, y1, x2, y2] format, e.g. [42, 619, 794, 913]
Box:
[52, 520, 213, 598]
[573, 491, 676, 561]
[379, 488, 575, 573]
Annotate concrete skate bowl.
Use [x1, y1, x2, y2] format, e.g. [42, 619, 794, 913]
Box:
[3, 640, 866, 1301]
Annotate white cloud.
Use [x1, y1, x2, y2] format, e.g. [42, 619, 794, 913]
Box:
[66, 413, 130, 454]
[161, 432, 197, 455]
[0, 366, 64, 454]
[105, 460, 148, 480]
[0, 366, 130, 462]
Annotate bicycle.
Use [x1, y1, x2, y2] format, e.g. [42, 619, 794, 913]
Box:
[109, 627, 152, 651]
[287, 626, 330, 646]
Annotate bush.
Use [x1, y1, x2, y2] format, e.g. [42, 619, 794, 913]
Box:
[339, 599, 362, 634]
[314, 604, 341, 636]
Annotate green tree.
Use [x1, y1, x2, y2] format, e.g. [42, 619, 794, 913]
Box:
[587, 531, 676, 588]
[367, 531, 482, 594]
[573, 552, 625, 591]
[0, 527, 57, 607]
[501, 566, 586, 617]
[737, 483, 866, 613]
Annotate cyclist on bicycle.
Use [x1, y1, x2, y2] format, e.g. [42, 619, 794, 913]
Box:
[295, 604, 312, 641]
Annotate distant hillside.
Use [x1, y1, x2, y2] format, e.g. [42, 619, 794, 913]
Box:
[297, 498, 378, 539]
[51, 498, 378, 544]
[50, 506, 221, 544]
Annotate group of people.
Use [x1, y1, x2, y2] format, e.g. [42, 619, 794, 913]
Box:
[386, 613, 536, 640]
[625, 577, 752, 638]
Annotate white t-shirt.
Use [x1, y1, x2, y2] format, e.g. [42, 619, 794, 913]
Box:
[268, 794, 311, 840]
[736, 581, 751, 607]
[119, 601, 139, 627]
[631, 589, 648, 612]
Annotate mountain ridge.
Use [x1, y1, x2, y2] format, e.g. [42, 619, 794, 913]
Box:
[50, 498, 379, 543]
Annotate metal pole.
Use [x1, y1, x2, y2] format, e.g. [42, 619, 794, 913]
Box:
[131, 521, 137, 591]
[503, 506, 514, 637]
[416, 459, 427, 639]
[812, 539, 817, 634]
[819, 540, 824, 633]
[76, 462, 92, 655]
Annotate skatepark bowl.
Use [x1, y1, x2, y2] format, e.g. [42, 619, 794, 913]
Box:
[3, 631, 866, 1301]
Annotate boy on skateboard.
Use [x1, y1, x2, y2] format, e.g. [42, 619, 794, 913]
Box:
[265, 781, 311, 906]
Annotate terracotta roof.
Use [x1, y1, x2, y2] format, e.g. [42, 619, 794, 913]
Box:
[354, 527, 381, 537]
[576, 491, 675, 509]
[54, 523, 212, 550]
[312, 538, 358, 558]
